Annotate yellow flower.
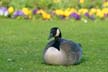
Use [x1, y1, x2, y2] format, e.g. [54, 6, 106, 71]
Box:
[96, 9, 101, 16]
[8, 6, 14, 14]
[78, 8, 88, 14]
[63, 10, 71, 17]
[90, 8, 97, 14]
[102, 8, 108, 14]
[42, 12, 51, 20]
[53, 0, 61, 3]
[37, 9, 51, 19]
[54, 9, 64, 16]
[37, 9, 45, 14]
[69, 8, 77, 13]
[79, 0, 85, 4]
[103, 1, 108, 7]
[96, 10, 104, 18]
[99, 12, 104, 18]
[22, 8, 31, 16]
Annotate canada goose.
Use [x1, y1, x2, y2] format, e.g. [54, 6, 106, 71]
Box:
[43, 27, 82, 65]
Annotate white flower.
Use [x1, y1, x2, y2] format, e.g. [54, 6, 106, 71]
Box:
[0, 7, 9, 16]
[84, 19, 87, 23]
[0, 10, 4, 16]
[4, 11, 9, 16]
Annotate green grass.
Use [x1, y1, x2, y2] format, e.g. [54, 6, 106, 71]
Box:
[0, 18, 108, 72]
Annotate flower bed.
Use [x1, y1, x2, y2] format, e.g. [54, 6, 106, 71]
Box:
[0, 0, 108, 20]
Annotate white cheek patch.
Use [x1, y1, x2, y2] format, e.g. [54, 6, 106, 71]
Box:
[55, 29, 60, 37]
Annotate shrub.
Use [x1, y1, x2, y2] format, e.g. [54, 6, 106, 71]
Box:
[0, 0, 104, 9]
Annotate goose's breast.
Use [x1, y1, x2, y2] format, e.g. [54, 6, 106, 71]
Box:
[44, 47, 66, 64]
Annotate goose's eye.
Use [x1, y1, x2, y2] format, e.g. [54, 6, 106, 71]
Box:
[51, 30, 56, 36]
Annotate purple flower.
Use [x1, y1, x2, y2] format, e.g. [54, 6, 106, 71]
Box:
[32, 9, 38, 14]
[104, 13, 108, 17]
[13, 10, 24, 17]
[70, 12, 81, 20]
[0, 7, 7, 11]
[0, 7, 8, 16]
[84, 12, 95, 20]
[89, 15, 95, 20]
[84, 12, 89, 17]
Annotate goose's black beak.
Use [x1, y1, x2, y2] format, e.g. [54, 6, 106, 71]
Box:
[48, 33, 53, 40]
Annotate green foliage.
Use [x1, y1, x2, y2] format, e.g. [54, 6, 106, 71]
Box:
[0, 0, 104, 9]
[80, 0, 103, 8]
[8, 0, 35, 9]
[0, 0, 10, 7]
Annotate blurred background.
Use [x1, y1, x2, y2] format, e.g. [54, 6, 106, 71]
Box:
[0, 0, 108, 20]
[0, 0, 106, 9]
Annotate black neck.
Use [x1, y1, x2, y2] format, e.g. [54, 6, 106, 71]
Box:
[52, 38, 61, 50]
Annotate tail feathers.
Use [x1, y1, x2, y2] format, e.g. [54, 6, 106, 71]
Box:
[78, 43, 82, 47]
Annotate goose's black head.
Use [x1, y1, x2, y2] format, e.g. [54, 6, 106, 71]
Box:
[48, 27, 62, 40]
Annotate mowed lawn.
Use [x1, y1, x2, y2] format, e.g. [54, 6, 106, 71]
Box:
[0, 18, 108, 72]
